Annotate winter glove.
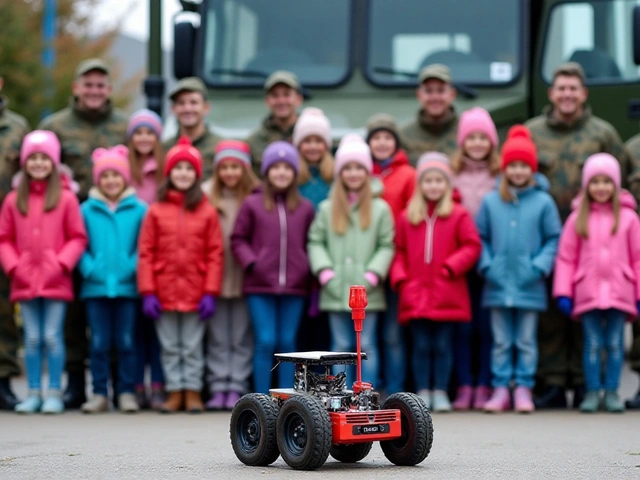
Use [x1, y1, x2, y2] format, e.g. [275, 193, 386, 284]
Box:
[308, 289, 320, 318]
[198, 294, 216, 321]
[364, 271, 379, 287]
[636, 301, 640, 313]
[142, 294, 162, 321]
[318, 269, 335, 286]
[557, 296, 573, 317]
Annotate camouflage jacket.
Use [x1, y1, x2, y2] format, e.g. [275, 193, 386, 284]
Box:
[399, 108, 459, 166]
[0, 97, 29, 204]
[38, 99, 128, 201]
[246, 115, 296, 177]
[623, 133, 640, 209]
[526, 106, 631, 221]
[163, 127, 221, 180]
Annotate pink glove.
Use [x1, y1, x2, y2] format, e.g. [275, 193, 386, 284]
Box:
[364, 271, 379, 287]
[319, 269, 335, 286]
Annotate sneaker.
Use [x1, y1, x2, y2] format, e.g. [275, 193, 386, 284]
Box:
[81, 395, 109, 414]
[206, 392, 226, 411]
[473, 386, 491, 411]
[432, 390, 452, 412]
[603, 391, 624, 413]
[225, 392, 241, 410]
[416, 389, 431, 410]
[119, 393, 140, 413]
[579, 391, 600, 413]
[15, 392, 42, 414]
[41, 391, 64, 414]
[484, 387, 511, 413]
[135, 386, 150, 410]
[452, 386, 474, 411]
[150, 386, 165, 412]
[513, 387, 534, 413]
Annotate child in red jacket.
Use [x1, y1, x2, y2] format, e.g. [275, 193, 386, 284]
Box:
[138, 136, 223, 414]
[0, 131, 87, 414]
[390, 152, 481, 412]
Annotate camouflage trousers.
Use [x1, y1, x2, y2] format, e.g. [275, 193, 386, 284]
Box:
[64, 271, 88, 373]
[535, 277, 584, 389]
[0, 271, 20, 378]
[630, 321, 640, 375]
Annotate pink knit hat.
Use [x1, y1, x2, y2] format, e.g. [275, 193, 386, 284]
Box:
[91, 145, 131, 184]
[457, 107, 498, 147]
[214, 139, 252, 169]
[417, 152, 453, 183]
[293, 107, 332, 148]
[334, 134, 372, 176]
[20, 130, 61, 166]
[582, 153, 621, 190]
[127, 108, 163, 139]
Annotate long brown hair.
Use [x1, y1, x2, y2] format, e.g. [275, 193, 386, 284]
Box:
[298, 151, 334, 185]
[16, 168, 62, 216]
[157, 177, 204, 211]
[406, 179, 453, 225]
[330, 178, 372, 235]
[499, 175, 535, 202]
[209, 163, 259, 213]
[127, 139, 164, 186]
[450, 147, 501, 176]
[263, 179, 301, 212]
[575, 190, 620, 239]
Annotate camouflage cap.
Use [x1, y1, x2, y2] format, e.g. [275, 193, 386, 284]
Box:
[366, 113, 399, 142]
[75, 58, 110, 78]
[169, 77, 207, 101]
[264, 70, 301, 93]
[418, 63, 452, 85]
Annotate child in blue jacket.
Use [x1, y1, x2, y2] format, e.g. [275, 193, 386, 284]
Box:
[78, 146, 148, 414]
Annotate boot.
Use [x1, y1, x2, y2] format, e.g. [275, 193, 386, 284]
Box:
[603, 391, 624, 413]
[205, 392, 226, 411]
[225, 392, 241, 410]
[160, 391, 184, 414]
[625, 388, 640, 409]
[81, 394, 109, 414]
[579, 391, 600, 413]
[513, 387, 535, 413]
[0, 377, 19, 410]
[135, 385, 150, 410]
[484, 387, 511, 413]
[15, 391, 42, 414]
[533, 385, 567, 410]
[452, 386, 474, 411]
[119, 393, 140, 413]
[431, 390, 452, 412]
[571, 385, 585, 410]
[185, 390, 204, 414]
[150, 385, 165, 412]
[63, 370, 87, 410]
[473, 386, 491, 411]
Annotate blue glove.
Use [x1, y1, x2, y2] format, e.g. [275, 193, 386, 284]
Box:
[557, 297, 573, 316]
[198, 294, 216, 321]
[636, 301, 640, 314]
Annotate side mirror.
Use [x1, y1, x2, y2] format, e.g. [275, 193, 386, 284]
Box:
[173, 13, 199, 79]
[634, 6, 640, 65]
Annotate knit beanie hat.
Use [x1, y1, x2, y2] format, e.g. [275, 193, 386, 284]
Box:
[501, 125, 537, 172]
[127, 109, 163, 139]
[261, 141, 300, 176]
[416, 152, 453, 183]
[91, 145, 131, 184]
[334, 133, 373, 176]
[366, 113, 399, 145]
[20, 130, 61, 167]
[582, 153, 621, 190]
[292, 107, 332, 148]
[457, 107, 498, 147]
[213, 140, 252, 170]
[164, 136, 203, 178]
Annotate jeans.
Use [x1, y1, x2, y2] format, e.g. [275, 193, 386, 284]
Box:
[86, 298, 137, 396]
[134, 309, 164, 387]
[381, 285, 406, 394]
[20, 298, 67, 391]
[410, 320, 454, 391]
[329, 311, 379, 387]
[246, 294, 305, 394]
[581, 309, 625, 392]
[490, 308, 538, 388]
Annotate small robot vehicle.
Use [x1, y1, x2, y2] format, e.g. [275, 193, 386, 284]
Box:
[230, 286, 434, 470]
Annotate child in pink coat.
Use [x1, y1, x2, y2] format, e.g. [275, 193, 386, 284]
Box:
[0, 131, 87, 414]
[554, 153, 640, 414]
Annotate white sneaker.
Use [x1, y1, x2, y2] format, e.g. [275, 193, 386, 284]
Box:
[417, 389, 431, 410]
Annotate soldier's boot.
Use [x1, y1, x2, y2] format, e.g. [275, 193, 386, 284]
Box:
[185, 390, 204, 414]
[625, 388, 640, 409]
[0, 377, 19, 410]
[63, 370, 87, 410]
[160, 391, 184, 414]
[533, 385, 567, 409]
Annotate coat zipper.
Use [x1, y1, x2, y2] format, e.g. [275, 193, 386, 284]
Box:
[277, 200, 288, 288]
[424, 213, 437, 264]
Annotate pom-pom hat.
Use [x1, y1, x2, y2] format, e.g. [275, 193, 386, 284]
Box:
[501, 125, 537, 172]
[164, 136, 203, 178]
[92, 145, 131, 184]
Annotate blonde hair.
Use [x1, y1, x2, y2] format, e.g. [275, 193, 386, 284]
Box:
[575, 189, 620, 239]
[16, 168, 62, 216]
[407, 174, 453, 225]
[450, 147, 501, 176]
[330, 178, 372, 235]
[298, 151, 334, 185]
[209, 163, 259, 214]
[127, 139, 164, 186]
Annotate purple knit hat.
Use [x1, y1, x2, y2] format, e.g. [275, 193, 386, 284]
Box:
[261, 141, 300, 175]
[127, 109, 163, 139]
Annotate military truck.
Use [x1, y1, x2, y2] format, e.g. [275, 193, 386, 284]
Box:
[154, 0, 640, 140]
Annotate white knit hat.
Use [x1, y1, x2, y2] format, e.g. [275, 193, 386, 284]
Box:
[292, 107, 332, 148]
[334, 133, 373, 176]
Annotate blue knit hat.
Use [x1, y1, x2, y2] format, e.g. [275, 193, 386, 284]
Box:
[127, 109, 163, 139]
[261, 141, 299, 176]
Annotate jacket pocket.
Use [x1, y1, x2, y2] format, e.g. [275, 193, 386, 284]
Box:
[41, 250, 65, 291]
[12, 253, 32, 290]
[572, 268, 587, 285]
[516, 256, 539, 288]
[153, 260, 167, 273]
[622, 264, 637, 283]
[485, 256, 505, 287]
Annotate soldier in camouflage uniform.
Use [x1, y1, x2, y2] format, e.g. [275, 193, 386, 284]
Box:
[162, 77, 221, 180]
[399, 64, 460, 166]
[0, 76, 29, 409]
[38, 59, 128, 408]
[525, 62, 634, 409]
[246, 71, 303, 177]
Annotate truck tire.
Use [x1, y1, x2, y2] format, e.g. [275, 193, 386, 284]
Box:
[380, 392, 433, 466]
[329, 442, 373, 463]
[277, 395, 332, 470]
[230, 393, 280, 466]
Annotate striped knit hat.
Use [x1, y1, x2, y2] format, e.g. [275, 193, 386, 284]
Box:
[92, 145, 130, 184]
[416, 152, 452, 183]
[127, 109, 163, 139]
[214, 140, 252, 170]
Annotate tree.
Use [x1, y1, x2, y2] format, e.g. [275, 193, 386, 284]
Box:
[0, 0, 134, 127]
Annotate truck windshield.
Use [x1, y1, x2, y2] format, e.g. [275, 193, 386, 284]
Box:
[201, 0, 352, 87]
[366, 0, 522, 86]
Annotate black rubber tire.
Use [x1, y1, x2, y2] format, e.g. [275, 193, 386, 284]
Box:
[380, 392, 434, 466]
[229, 393, 280, 466]
[329, 442, 373, 463]
[276, 395, 332, 470]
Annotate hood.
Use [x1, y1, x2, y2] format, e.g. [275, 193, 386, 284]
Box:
[88, 186, 137, 205]
[373, 149, 410, 175]
[570, 189, 637, 211]
[493, 172, 550, 193]
[11, 164, 80, 194]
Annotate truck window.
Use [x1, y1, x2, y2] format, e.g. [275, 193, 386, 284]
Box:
[542, 0, 640, 84]
[202, 0, 352, 87]
[365, 0, 522, 86]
